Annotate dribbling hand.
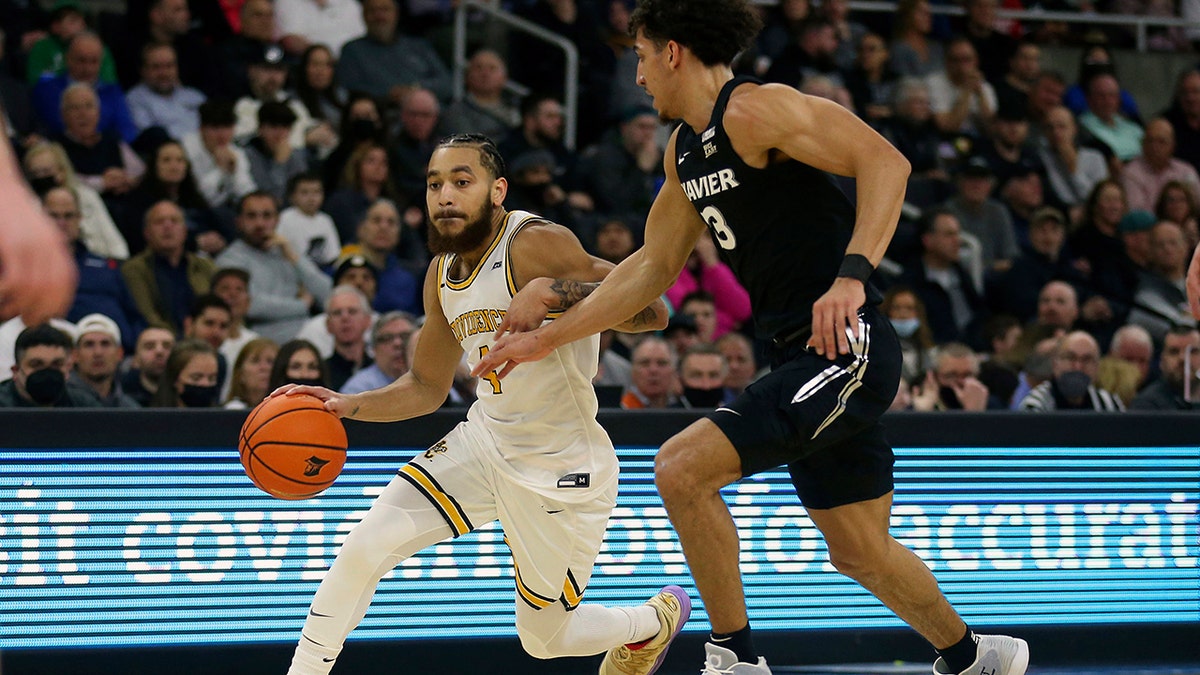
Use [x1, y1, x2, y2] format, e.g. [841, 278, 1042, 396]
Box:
[807, 277, 866, 360]
[269, 384, 356, 418]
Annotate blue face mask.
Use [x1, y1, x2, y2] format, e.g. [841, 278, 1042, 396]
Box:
[891, 317, 920, 338]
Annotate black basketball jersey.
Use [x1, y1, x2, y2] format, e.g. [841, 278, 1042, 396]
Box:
[674, 76, 881, 340]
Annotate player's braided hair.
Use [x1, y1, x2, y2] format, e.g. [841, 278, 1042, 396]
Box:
[436, 133, 507, 180]
[629, 0, 762, 67]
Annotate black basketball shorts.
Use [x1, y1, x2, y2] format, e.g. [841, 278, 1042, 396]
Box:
[708, 305, 903, 510]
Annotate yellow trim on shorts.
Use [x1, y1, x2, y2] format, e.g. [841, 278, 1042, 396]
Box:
[560, 569, 584, 610]
[398, 463, 472, 536]
[505, 536, 558, 610]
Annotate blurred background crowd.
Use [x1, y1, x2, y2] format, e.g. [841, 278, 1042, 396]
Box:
[1, 0, 1198, 414]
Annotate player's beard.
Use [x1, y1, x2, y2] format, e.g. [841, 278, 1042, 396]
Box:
[427, 200, 496, 255]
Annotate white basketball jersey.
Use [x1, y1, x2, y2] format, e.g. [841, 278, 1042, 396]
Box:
[436, 210, 617, 503]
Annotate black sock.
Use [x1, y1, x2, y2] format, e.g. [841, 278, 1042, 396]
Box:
[710, 623, 757, 664]
[936, 627, 979, 674]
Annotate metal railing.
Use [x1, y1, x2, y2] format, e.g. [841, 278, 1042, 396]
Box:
[850, 0, 1200, 52]
[452, 0, 580, 149]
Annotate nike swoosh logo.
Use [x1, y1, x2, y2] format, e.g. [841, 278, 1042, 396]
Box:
[545, 509, 563, 514]
[714, 407, 741, 416]
[677, 152, 690, 165]
[309, 609, 333, 618]
[322, 657, 336, 663]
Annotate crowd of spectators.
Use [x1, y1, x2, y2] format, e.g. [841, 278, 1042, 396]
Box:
[2, 0, 1199, 413]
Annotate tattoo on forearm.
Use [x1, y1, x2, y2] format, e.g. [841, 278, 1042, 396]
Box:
[627, 305, 659, 328]
[548, 279, 599, 309]
[349, 404, 359, 418]
[548, 278, 660, 328]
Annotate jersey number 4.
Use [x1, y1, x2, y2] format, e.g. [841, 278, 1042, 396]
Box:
[478, 346, 503, 395]
[701, 205, 737, 250]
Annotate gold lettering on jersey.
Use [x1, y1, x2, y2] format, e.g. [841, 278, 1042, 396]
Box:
[448, 308, 507, 342]
[478, 345, 503, 395]
[681, 168, 739, 203]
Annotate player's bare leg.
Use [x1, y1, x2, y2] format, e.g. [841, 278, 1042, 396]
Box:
[654, 419, 748, 634]
[806, 493, 963, 645]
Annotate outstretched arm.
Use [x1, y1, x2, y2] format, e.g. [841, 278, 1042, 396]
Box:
[475, 131, 705, 378]
[276, 259, 462, 421]
[500, 221, 668, 335]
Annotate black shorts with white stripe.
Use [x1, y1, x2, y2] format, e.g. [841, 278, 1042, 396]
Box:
[708, 304, 903, 510]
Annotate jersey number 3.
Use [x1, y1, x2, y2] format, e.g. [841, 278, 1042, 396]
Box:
[478, 346, 503, 395]
[701, 205, 737, 250]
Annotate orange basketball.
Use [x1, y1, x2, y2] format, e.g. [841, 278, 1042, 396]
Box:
[239, 394, 347, 500]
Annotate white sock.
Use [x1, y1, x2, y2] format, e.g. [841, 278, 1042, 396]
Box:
[515, 601, 662, 658]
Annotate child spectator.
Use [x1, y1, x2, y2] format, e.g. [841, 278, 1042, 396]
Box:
[277, 172, 341, 268]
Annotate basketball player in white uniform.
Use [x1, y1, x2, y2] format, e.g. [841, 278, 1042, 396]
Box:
[279, 134, 690, 675]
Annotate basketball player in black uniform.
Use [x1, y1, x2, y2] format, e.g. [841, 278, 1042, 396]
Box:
[475, 1, 1030, 674]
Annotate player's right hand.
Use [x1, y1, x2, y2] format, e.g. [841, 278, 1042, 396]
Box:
[269, 384, 354, 418]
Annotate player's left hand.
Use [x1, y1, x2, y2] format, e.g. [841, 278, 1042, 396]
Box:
[494, 277, 554, 337]
[1187, 242, 1200, 321]
[808, 277, 865, 360]
[472, 330, 554, 380]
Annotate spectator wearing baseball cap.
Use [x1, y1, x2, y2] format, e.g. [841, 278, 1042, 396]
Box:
[1117, 208, 1157, 270]
[215, 0, 284, 100]
[988, 206, 1088, 323]
[233, 42, 316, 150]
[943, 155, 1019, 274]
[71, 313, 140, 407]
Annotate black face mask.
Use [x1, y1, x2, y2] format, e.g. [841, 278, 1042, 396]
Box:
[28, 175, 60, 195]
[350, 118, 379, 139]
[1056, 370, 1091, 402]
[24, 368, 66, 405]
[179, 383, 219, 407]
[939, 386, 963, 410]
[290, 378, 325, 388]
[682, 386, 725, 408]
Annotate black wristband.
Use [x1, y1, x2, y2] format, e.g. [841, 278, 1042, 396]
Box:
[837, 253, 874, 284]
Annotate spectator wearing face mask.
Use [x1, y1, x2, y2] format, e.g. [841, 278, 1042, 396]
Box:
[0, 324, 102, 408]
[151, 338, 221, 408]
[881, 285, 935, 385]
[1018, 331, 1125, 411]
[672, 343, 729, 409]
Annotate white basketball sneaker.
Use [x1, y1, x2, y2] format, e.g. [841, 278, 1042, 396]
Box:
[599, 585, 692, 675]
[701, 642, 772, 674]
[932, 634, 1029, 675]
